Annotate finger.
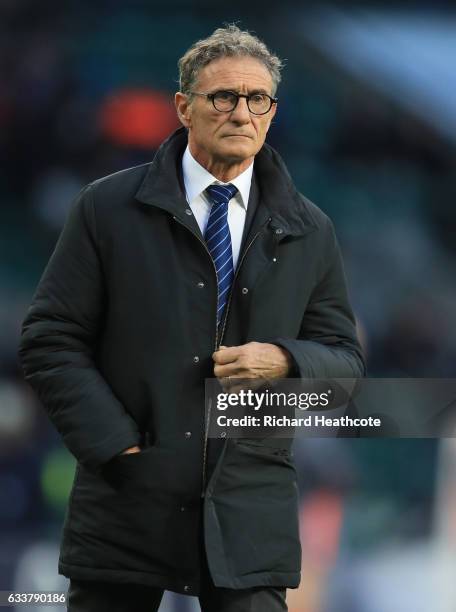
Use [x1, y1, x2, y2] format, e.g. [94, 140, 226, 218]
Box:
[227, 376, 263, 394]
[212, 346, 241, 364]
[214, 363, 240, 378]
[240, 378, 267, 392]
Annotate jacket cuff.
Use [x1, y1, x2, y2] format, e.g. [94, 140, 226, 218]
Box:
[271, 341, 301, 378]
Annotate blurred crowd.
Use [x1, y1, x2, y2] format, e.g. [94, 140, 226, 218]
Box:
[1, 2, 454, 610]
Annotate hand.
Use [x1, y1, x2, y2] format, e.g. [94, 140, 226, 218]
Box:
[212, 342, 293, 391]
[120, 445, 141, 455]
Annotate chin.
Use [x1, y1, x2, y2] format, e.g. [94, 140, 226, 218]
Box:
[219, 140, 255, 161]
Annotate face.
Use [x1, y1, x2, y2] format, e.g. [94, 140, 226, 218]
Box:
[175, 55, 277, 170]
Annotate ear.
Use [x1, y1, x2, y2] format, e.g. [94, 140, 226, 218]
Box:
[175, 92, 192, 128]
[263, 102, 278, 136]
[268, 101, 277, 125]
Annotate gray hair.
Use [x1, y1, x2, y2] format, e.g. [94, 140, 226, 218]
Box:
[178, 24, 284, 97]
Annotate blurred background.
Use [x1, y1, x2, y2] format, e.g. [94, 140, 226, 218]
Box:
[1, 1, 456, 610]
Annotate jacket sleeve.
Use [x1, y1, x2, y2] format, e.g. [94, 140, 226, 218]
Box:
[18, 184, 140, 471]
[273, 217, 365, 378]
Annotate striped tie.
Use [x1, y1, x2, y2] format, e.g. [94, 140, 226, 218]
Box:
[204, 183, 238, 327]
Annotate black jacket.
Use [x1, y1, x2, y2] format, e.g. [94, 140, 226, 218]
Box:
[18, 127, 365, 594]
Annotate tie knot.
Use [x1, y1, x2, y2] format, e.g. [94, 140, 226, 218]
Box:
[205, 183, 238, 206]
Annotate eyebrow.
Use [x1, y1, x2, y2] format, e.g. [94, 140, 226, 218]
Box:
[215, 88, 271, 95]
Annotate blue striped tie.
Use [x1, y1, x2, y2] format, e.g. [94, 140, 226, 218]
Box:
[204, 183, 238, 327]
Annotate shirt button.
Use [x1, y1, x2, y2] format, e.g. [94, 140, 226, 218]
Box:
[272, 257, 277, 262]
[183, 585, 190, 592]
[241, 287, 248, 295]
[185, 209, 193, 216]
[180, 506, 186, 512]
[193, 355, 200, 363]
[275, 228, 283, 235]
[184, 431, 192, 439]
[197, 281, 205, 288]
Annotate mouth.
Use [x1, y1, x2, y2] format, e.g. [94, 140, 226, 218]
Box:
[224, 134, 252, 139]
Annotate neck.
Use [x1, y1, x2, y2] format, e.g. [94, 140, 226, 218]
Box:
[188, 144, 253, 182]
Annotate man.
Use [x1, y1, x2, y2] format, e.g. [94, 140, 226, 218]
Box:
[18, 25, 364, 612]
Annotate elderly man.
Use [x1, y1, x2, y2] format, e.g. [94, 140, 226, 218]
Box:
[18, 24, 364, 612]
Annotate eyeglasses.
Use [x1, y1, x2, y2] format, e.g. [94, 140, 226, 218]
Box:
[190, 90, 277, 115]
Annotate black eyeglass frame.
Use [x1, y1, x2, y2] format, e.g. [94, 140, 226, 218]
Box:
[190, 90, 278, 115]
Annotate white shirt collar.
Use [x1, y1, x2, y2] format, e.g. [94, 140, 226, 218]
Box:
[182, 145, 253, 209]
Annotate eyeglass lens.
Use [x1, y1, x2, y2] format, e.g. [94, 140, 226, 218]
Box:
[213, 91, 272, 114]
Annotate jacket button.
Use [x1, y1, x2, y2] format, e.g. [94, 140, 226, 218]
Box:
[193, 355, 200, 363]
[197, 281, 205, 288]
[275, 228, 283, 235]
[272, 257, 277, 262]
[184, 431, 192, 438]
[241, 287, 248, 295]
[184, 585, 190, 592]
[185, 209, 193, 216]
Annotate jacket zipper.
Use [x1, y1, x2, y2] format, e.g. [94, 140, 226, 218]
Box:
[202, 217, 272, 497]
[173, 213, 272, 497]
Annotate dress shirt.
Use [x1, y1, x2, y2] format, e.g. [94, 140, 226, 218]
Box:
[182, 145, 254, 270]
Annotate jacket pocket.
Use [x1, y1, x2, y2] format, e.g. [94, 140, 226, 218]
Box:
[101, 444, 198, 498]
[209, 439, 301, 578]
[102, 446, 161, 490]
[65, 447, 200, 574]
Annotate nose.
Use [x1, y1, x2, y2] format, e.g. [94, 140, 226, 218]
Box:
[230, 96, 251, 124]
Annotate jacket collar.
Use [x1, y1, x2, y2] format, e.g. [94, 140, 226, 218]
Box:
[135, 127, 318, 238]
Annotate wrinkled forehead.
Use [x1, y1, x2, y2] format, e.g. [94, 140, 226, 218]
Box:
[195, 56, 274, 94]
